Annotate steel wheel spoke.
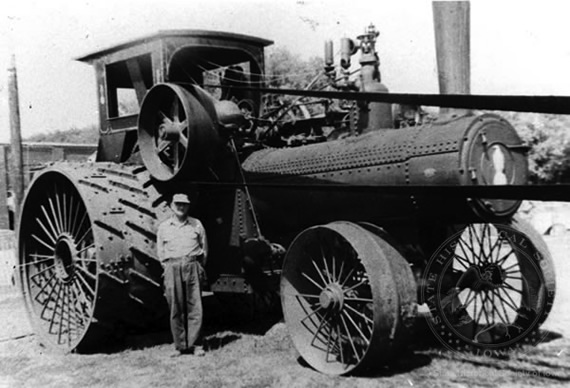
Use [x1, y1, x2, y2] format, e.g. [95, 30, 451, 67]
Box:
[55, 192, 66, 233]
[75, 271, 95, 299]
[490, 290, 510, 325]
[36, 217, 57, 245]
[458, 237, 477, 264]
[488, 232, 505, 263]
[288, 292, 320, 300]
[75, 264, 96, 281]
[71, 280, 89, 322]
[340, 314, 361, 363]
[342, 309, 370, 346]
[40, 205, 60, 242]
[343, 279, 367, 294]
[332, 255, 337, 284]
[320, 246, 333, 283]
[30, 265, 56, 280]
[76, 257, 98, 263]
[48, 197, 63, 235]
[496, 248, 515, 266]
[20, 257, 53, 267]
[503, 262, 519, 272]
[70, 199, 81, 237]
[32, 233, 55, 252]
[336, 322, 345, 366]
[340, 266, 357, 287]
[67, 195, 74, 235]
[310, 310, 331, 349]
[300, 305, 324, 325]
[48, 283, 64, 335]
[75, 226, 92, 248]
[496, 288, 519, 312]
[344, 296, 373, 303]
[337, 260, 345, 286]
[474, 294, 485, 324]
[344, 303, 373, 326]
[57, 286, 67, 344]
[34, 271, 57, 302]
[502, 283, 523, 295]
[73, 210, 88, 239]
[325, 319, 334, 362]
[456, 237, 474, 265]
[302, 271, 324, 290]
[40, 279, 61, 321]
[77, 244, 95, 255]
[311, 259, 328, 287]
[453, 254, 470, 270]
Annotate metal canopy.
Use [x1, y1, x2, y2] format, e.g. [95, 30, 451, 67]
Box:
[76, 30, 273, 63]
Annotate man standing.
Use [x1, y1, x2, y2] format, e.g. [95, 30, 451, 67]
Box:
[157, 193, 208, 356]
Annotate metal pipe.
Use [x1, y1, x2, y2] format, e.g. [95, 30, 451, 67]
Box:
[8, 53, 25, 229]
[433, 1, 471, 118]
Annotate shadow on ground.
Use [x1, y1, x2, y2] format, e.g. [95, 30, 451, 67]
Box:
[293, 316, 566, 377]
[95, 292, 282, 353]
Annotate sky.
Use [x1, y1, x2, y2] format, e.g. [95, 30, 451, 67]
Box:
[1, 0, 570, 142]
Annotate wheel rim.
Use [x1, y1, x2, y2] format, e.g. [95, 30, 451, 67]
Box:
[19, 172, 97, 350]
[281, 221, 413, 375]
[424, 221, 555, 350]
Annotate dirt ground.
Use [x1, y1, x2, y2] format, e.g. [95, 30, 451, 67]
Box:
[1, 234, 569, 387]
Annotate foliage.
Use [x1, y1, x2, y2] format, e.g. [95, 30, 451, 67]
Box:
[264, 47, 327, 117]
[501, 112, 570, 184]
[24, 125, 99, 144]
[265, 46, 325, 89]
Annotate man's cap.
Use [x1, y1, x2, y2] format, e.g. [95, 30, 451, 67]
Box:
[172, 193, 191, 204]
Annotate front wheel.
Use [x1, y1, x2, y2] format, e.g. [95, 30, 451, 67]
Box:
[423, 217, 555, 352]
[281, 221, 416, 375]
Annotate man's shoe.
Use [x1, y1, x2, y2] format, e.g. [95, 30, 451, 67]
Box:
[170, 351, 182, 358]
[170, 349, 191, 357]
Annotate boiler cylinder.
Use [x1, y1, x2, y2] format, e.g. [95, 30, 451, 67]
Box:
[241, 113, 527, 237]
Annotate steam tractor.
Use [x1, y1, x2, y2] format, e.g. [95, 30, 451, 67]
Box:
[17, 3, 557, 375]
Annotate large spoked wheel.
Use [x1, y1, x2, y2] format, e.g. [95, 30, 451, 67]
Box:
[281, 221, 416, 375]
[138, 83, 216, 181]
[424, 217, 555, 351]
[19, 172, 98, 351]
[18, 163, 172, 352]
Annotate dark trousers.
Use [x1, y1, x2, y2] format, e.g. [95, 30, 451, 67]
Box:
[163, 257, 203, 351]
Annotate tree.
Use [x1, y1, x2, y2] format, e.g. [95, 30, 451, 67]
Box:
[503, 112, 570, 183]
[24, 125, 99, 144]
[265, 46, 325, 89]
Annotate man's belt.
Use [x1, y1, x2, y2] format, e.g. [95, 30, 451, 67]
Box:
[162, 254, 199, 264]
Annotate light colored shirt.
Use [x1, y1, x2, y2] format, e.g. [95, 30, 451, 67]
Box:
[157, 216, 208, 263]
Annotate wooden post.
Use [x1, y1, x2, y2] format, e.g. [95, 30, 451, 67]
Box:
[0, 146, 9, 229]
[8, 54, 24, 229]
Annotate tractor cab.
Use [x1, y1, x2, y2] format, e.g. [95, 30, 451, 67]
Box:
[78, 30, 273, 162]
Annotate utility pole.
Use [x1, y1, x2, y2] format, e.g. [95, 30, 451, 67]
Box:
[8, 53, 24, 230]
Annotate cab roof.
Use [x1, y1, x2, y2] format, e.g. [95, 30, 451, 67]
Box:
[76, 29, 273, 63]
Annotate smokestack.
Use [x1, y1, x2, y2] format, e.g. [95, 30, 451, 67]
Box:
[433, 1, 471, 118]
